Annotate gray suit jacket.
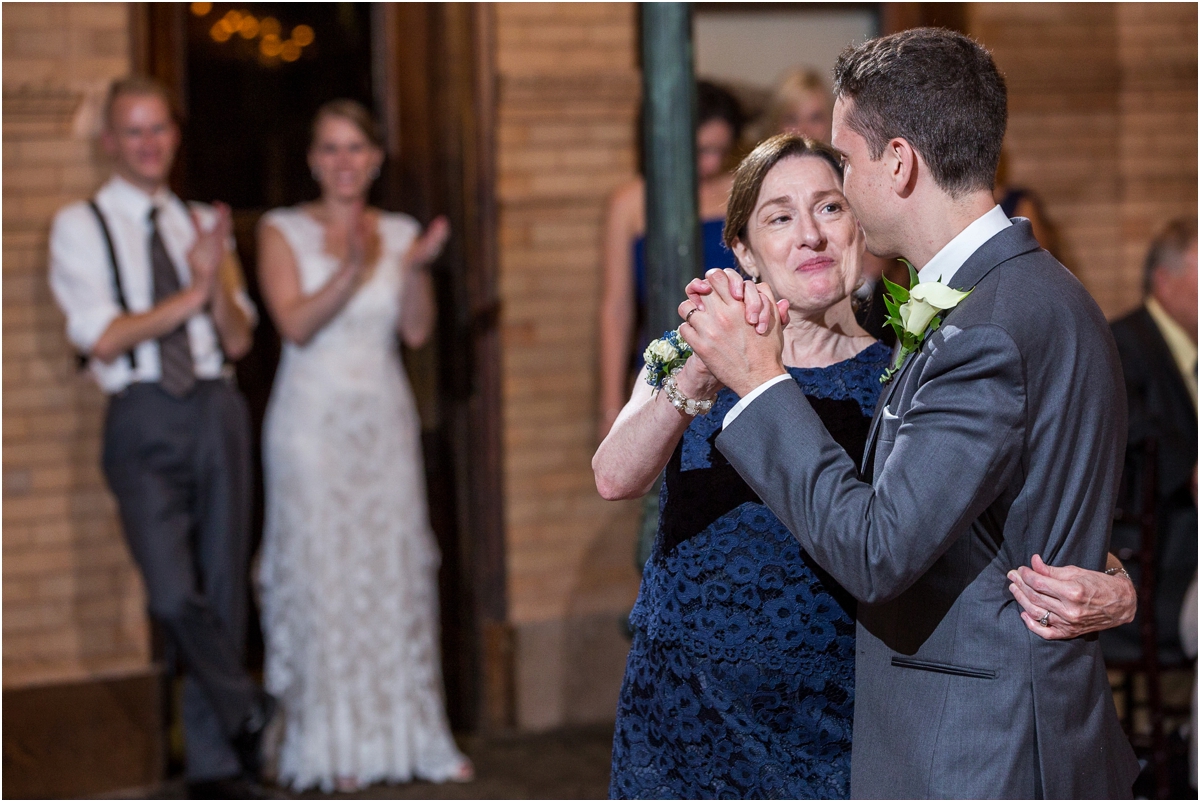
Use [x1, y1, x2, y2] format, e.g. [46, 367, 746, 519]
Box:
[718, 221, 1139, 798]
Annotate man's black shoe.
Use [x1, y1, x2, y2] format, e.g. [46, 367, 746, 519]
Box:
[186, 775, 274, 799]
[232, 692, 277, 779]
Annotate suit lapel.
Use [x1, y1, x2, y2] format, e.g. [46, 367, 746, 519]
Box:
[860, 220, 1043, 477]
[862, 345, 912, 473]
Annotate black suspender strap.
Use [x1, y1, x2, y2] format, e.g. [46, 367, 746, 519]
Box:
[87, 199, 138, 370]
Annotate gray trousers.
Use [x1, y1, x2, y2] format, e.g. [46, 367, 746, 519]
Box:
[102, 379, 257, 782]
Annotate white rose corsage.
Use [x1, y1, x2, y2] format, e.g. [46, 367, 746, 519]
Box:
[643, 328, 713, 416]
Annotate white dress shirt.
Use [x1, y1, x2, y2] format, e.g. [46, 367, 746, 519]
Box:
[49, 175, 255, 394]
[722, 204, 1014, 429]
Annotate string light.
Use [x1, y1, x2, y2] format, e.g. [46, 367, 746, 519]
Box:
[238, 15, 260, 39]
[205, 9, 315, 62]
[280, 40, 302, 62]
[260, 34, 283, 58]
[291, 25, 314, 47]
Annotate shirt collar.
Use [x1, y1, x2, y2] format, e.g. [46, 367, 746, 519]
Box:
[1146, 296, 1198, 410]
[918, 204, 1013, 286]
[103, 174, 176, 222]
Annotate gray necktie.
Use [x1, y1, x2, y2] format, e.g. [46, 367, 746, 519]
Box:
[149, 207, 196, 397]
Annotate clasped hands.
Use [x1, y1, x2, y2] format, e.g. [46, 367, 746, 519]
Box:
[678, 268, 791, 398]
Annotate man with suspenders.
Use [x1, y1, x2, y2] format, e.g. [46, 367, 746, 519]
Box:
[49, 76, 273, 798]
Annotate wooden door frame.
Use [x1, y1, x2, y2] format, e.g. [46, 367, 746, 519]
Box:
[132, 1, 510, 733]
[375, 2, 510, 733]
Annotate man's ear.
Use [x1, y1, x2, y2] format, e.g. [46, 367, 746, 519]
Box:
[732, 238, 759, 280]
[888, 137, 918, 198]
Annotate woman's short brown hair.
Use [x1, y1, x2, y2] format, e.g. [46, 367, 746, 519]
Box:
[310, 99, 384, 150]
[723, 133, 844, 253]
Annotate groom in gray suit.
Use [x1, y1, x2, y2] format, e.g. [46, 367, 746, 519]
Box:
[680, 29, 1139, 798]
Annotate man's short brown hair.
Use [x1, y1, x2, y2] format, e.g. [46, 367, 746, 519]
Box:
[104, 75, 176, 130]
[833, 28, 1007, 198]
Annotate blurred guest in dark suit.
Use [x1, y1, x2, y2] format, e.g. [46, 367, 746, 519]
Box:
[1104, 217, 1197, 665]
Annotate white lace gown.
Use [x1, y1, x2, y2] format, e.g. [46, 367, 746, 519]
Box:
[257, 208, 466, 792]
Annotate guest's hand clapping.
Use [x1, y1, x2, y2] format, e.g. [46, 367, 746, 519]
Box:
[403, 215, 451, 272]
[679, 268, 789, 398]
[340, 203, 381, 284]
[187, 201, 233, 300]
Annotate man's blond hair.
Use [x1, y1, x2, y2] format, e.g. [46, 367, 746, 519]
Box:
[104, 75, 175, 130]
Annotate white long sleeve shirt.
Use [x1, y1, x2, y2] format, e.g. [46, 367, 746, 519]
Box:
[49, 175, 255, 394]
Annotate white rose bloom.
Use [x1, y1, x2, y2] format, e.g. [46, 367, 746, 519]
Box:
[649, 340, 679, 363]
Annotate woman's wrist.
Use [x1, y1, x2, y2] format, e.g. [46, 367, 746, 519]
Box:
[673, 363, 720, 402]
[662, 371, 714, 417]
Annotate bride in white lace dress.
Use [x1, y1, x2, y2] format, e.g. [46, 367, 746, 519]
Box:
[256, 100, 471, 793]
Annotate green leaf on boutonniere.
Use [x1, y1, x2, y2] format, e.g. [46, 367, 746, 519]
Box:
[881, 273, 909, 306]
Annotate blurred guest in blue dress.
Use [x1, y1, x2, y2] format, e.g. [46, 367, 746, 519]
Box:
[597, 81, 744, 443]
[594, 134, 1135, 799]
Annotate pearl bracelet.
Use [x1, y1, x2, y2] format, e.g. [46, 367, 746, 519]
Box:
[662, 371, 714, 417]
[1105, 566, 1133, 582]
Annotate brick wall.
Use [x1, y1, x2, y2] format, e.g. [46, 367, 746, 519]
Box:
[969, 3, 1197, 319]
[493, 2, 643, 729]
[3, 3, 149, 688]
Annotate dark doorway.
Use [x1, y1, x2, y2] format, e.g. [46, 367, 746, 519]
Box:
[134, 2, 507, 735]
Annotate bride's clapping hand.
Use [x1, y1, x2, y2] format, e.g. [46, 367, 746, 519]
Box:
[335, 203, 380, 284]
[403, 215, 451, 272]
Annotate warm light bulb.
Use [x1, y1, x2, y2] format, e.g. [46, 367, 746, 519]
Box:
[280, 40, 302, 62]
[239, 15, 260, 38]
[260, 34, 283, 57]
[260, 17, 281, 37]
[291, 24, 314, 47]
[210, 22, 232, 43]
[190, 2, 212, 17]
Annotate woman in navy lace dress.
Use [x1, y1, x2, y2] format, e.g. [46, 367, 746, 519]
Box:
[595, 135, 878, 798]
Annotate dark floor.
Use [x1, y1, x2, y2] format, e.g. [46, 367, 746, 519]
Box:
[116, 724, 615, 800]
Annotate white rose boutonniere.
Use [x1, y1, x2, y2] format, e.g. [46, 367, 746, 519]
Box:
[881, 262, 972, 384]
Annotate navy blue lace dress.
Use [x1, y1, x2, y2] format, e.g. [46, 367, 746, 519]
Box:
[610, 341, 891, 800]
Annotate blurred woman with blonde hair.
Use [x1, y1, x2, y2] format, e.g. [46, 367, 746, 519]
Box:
[766, 68, 833, 143]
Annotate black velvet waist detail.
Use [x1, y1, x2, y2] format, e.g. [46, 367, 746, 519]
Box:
[655, 395, 869, 565]
[655, 449, 761, 563]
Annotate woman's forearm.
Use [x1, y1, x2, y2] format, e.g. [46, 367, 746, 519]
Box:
[593, 367, 697, 500]
[272, 264, 362, 346]
[598, 293, 634, 441]
[397, 266, 436, 348]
